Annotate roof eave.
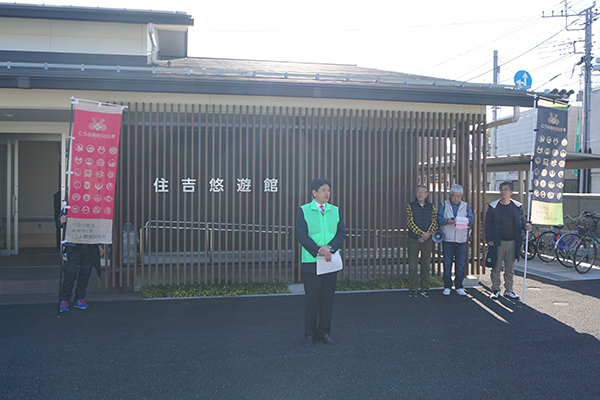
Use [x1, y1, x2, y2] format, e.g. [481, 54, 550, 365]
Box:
[0, 4, 194, 26]
[0, 72, 542, 108]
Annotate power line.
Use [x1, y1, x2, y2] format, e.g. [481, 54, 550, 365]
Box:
[426, 15, 544, 71]
[465, 21, 576, 82]
[427, 1, 572, 73]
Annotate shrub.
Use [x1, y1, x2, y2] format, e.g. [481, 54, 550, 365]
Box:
[336, 276, 443, 291]
[141, 282, 290, 299]
[141, 277, 444, 299]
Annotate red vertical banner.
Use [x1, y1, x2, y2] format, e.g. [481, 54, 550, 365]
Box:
[64, 101, 124, 244]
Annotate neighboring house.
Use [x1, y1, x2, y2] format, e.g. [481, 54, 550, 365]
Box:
[0, 3, 559, 291]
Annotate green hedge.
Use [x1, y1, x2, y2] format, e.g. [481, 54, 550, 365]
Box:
[141, 277, 444, 299]
[141, 282, 290, 299]
[336, 277, 444, 292]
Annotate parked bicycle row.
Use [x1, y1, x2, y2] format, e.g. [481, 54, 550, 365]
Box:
[519, 210, 600, 274]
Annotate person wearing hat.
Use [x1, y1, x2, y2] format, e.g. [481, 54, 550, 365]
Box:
[406, 184, 438, 298]
[295, 178, 346, 347]
[437, 184, 474, 296]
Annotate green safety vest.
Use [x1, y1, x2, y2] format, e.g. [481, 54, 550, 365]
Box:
[300, 201, 340, 263]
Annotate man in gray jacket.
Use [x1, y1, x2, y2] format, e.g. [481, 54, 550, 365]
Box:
[437, 184, 474, 296]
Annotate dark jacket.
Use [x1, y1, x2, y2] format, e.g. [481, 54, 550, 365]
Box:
[406, 199, 437, 240]
[484, 198, 528, 262]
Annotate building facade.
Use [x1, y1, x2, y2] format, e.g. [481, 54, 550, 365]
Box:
[0, 3, 548, 291]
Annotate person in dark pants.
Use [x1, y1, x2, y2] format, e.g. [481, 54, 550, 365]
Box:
[57, 212, 103, 312]
[437, 184, 474, 297]
[296, 178, 346, 347]
[485, 181, 531, 300]
[406, 184, 438, 298]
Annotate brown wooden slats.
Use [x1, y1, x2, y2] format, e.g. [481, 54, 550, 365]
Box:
[110, 104, 486, 289]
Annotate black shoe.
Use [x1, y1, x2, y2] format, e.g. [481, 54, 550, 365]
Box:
[419, 291, 432, 298]
[304, 335, 314, 347]
[321, 334, 335, 345]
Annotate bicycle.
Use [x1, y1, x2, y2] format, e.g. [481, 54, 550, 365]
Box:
[556, 211, 600, 268]
[536, 215, 577, 263]
[572, 212, 600, 274]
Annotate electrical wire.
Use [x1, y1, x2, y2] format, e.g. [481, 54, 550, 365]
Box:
[427, 0, 577, 71]
[465, 20, 577, 82]
[427, 16, 544, 71]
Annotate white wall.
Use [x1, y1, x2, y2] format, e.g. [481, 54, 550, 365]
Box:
[0, 17, 148, 56]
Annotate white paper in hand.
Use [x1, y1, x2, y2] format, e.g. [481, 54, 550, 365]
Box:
[316, 251, 343, 275]
[455, 216, 469, 230]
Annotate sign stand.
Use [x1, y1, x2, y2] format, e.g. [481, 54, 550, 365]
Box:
[522, 96, 539, 303]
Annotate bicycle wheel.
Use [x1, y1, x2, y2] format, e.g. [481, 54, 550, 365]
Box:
[537, 231, 558, 263]
[573, 237, 597, 274]
[520, 236, 536, 260]
[556, 233, 581, 268]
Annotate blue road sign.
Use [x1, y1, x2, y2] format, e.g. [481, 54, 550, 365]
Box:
[514, 70, 532, 90]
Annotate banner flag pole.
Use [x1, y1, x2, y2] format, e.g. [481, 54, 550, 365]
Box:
[522, 96, 539, 304]
[57, 100, 76, 317]
[57, 97, 127, 316]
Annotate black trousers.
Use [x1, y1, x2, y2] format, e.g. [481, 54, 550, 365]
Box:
[60, 244, 96, 302]
[302, 270, 337, 338]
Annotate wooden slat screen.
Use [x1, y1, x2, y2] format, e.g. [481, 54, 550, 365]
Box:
[106, 104, 486, 288]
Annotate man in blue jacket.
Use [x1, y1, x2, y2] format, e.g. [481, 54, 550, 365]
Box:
[296, 178, 346, 347]
[484, 182, 531, 300]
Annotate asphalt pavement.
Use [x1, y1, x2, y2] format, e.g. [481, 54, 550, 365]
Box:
[1, 273, 600, 400]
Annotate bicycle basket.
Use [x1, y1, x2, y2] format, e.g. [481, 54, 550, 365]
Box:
[578, 214, 600, 236]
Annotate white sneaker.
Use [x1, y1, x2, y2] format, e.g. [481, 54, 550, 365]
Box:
[442, 288, 451, 296]
[490, 291, 500, 299]
[504, 291, 520, 300]
[456, 288, 467, 296]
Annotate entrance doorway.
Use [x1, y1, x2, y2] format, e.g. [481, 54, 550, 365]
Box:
[1, 138, 62, 256]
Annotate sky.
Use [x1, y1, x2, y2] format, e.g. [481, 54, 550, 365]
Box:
[17, 0, 600, 110]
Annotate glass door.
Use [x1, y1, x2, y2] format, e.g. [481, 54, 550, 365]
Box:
[1, 140, 18, 255]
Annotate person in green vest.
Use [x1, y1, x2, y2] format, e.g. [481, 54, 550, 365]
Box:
[295, 178, 346, 347]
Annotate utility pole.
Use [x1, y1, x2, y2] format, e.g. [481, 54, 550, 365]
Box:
[544, 1, 598, 193]
[582, 5, 594, 193]
[491, 50, 500, 189]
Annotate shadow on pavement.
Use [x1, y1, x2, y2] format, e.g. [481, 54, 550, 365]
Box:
[521, 273, 600, 300]
[1, 289, 599, 399]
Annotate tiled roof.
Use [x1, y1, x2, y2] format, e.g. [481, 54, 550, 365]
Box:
[167, 57, 443, 84]
[0, 55, 549, 107]
[171, 58, 439, 82]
